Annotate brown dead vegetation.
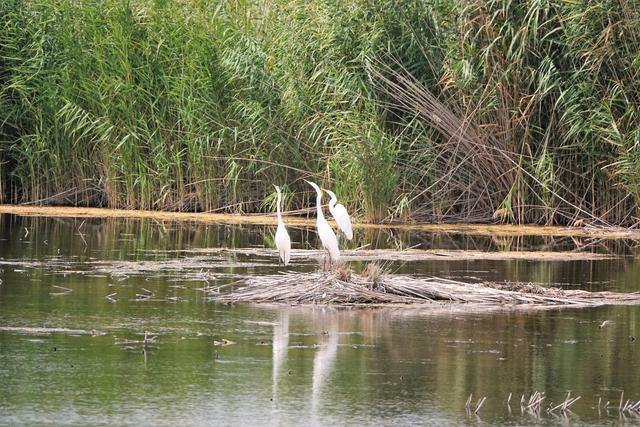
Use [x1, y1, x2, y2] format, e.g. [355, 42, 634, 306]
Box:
[2, 204, 640, 239]
[215, 269, 640, 307]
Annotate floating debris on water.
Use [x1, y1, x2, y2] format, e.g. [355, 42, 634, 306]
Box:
[0, 327, 104, 336]
[599, 320, 613, 328]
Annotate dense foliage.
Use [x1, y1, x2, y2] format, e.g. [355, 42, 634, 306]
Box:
[1, 0, 639, 224]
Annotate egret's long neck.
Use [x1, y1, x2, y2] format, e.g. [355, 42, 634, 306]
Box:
[328, 194, 336, 211]
[276, 191, 283, 225]
[315, 190, 324, 221]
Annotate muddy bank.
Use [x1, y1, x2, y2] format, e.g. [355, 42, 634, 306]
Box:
[2, 204, 639, 239]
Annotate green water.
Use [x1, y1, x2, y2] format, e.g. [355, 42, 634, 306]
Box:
[1, 214, 639, 426]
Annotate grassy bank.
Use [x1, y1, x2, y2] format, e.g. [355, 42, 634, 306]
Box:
[1, 0, 639, 225]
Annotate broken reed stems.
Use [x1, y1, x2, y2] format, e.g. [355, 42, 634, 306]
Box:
[465, 393, 487, 415]
[475, 397, 487, 414]
[548, 392, 581, 413]
[608, 391, 640, 414]
[524, 391, 545, 411]
[507, 391, 640, 418]
[50, 284, 73, 296]
[474, 391, 640, 419]
[134, 287, 155, 301]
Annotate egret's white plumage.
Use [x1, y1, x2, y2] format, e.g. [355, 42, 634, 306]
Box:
[325, 189, 353, 240]
[306, 181, 340, 263]
[273, 185, 291, 265]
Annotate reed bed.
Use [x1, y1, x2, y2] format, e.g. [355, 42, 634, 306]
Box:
[214, 270, 640, 306]
[2, 0, 640, 226]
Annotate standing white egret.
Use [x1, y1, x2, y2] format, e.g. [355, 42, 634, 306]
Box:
[324, 189, 353, 240]
[273, 185, 291, 265]
[306, 181, 340, 265]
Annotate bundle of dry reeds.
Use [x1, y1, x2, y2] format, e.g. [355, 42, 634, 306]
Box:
[215, 271, 417, 304]
[213, 269, 640, 307]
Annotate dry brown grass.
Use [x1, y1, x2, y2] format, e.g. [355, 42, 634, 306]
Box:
[362, 262, 384, 290]
[334, 265, 352, 282]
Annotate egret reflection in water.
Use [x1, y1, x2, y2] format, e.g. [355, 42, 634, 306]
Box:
[311, 311, 340, 417]
[272, 310, 290, 404]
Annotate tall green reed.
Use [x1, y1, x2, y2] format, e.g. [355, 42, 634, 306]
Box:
[1, 0, 639, 225]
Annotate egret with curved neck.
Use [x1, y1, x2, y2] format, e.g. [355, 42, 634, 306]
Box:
[306, 181, 340, 266]
[324, 189, 353, 240]
[273, 185, 291, 265]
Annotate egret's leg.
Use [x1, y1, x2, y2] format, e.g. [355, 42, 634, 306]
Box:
[323, 252, 330, 272]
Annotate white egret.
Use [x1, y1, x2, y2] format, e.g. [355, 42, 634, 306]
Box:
[273, 185, 291, 265]
[324, 189, 353, 240]
[306, 181, 340, 265]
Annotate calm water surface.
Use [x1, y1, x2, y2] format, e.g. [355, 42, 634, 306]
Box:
[1, 214, 639, 426]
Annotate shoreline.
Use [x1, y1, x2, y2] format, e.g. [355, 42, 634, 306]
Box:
[1, 204, 639, 239]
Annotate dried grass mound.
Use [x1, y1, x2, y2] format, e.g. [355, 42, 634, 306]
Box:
[216, 271, 417, 304]
[214, 270, 640, 307]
